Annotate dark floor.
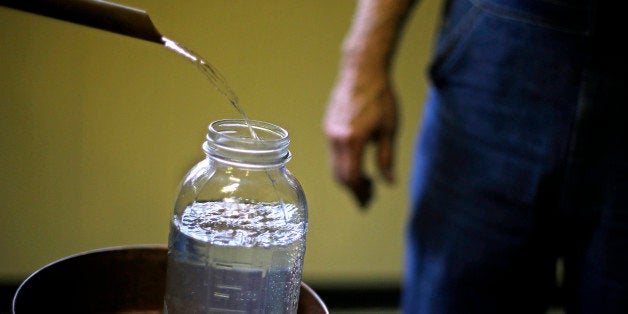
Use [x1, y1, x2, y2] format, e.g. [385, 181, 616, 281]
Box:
[2, 281, 566, 314]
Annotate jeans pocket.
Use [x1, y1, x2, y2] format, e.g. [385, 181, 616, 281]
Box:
[428, 1, 484, 85]
[428, 0, 592, 87]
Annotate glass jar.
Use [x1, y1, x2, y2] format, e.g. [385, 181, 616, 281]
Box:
[164, 119, 308, 313]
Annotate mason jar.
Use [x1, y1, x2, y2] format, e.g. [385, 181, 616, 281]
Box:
[164, 119, 308, 313]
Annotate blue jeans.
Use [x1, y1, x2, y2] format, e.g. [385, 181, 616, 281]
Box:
[404, 0, 627, 313]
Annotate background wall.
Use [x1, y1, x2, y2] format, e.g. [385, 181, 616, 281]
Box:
[0, 0, 441, 287]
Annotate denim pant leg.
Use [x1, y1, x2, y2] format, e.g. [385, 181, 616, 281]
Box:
[562, 49, 628, 313]
[402, 0, 595, 312]
[403, 87, 563, 314]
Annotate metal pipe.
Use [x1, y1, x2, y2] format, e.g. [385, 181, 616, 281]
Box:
[0, 0, 163, 44]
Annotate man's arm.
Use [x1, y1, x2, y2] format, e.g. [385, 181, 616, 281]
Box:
[324, 0, 418, 207]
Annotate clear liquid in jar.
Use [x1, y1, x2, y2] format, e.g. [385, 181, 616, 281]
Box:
[164, 201, 306, 313]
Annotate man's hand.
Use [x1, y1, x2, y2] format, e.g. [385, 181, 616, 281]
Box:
[324, 66, 398, 207]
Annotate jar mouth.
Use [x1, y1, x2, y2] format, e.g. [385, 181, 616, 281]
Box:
[203, 119, 291, 167]
[208, 119, 288, 143]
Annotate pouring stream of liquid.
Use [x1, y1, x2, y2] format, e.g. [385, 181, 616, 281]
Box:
[162, 37, 259, 139]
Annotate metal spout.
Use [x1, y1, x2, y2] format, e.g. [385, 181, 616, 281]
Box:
[0, 0, 163, 44]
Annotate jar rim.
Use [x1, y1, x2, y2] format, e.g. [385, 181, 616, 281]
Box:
[203, 119, 291, 168]
[207, 119, 289, 144]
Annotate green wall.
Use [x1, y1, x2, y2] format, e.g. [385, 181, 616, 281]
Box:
[0, 0, 441, 287]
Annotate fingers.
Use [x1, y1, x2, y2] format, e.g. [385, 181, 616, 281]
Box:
[351, 175, 373, 208]
[327, 126, 395, 208]
[329, 136, 374, 207]
[376, 132, 395, 183]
